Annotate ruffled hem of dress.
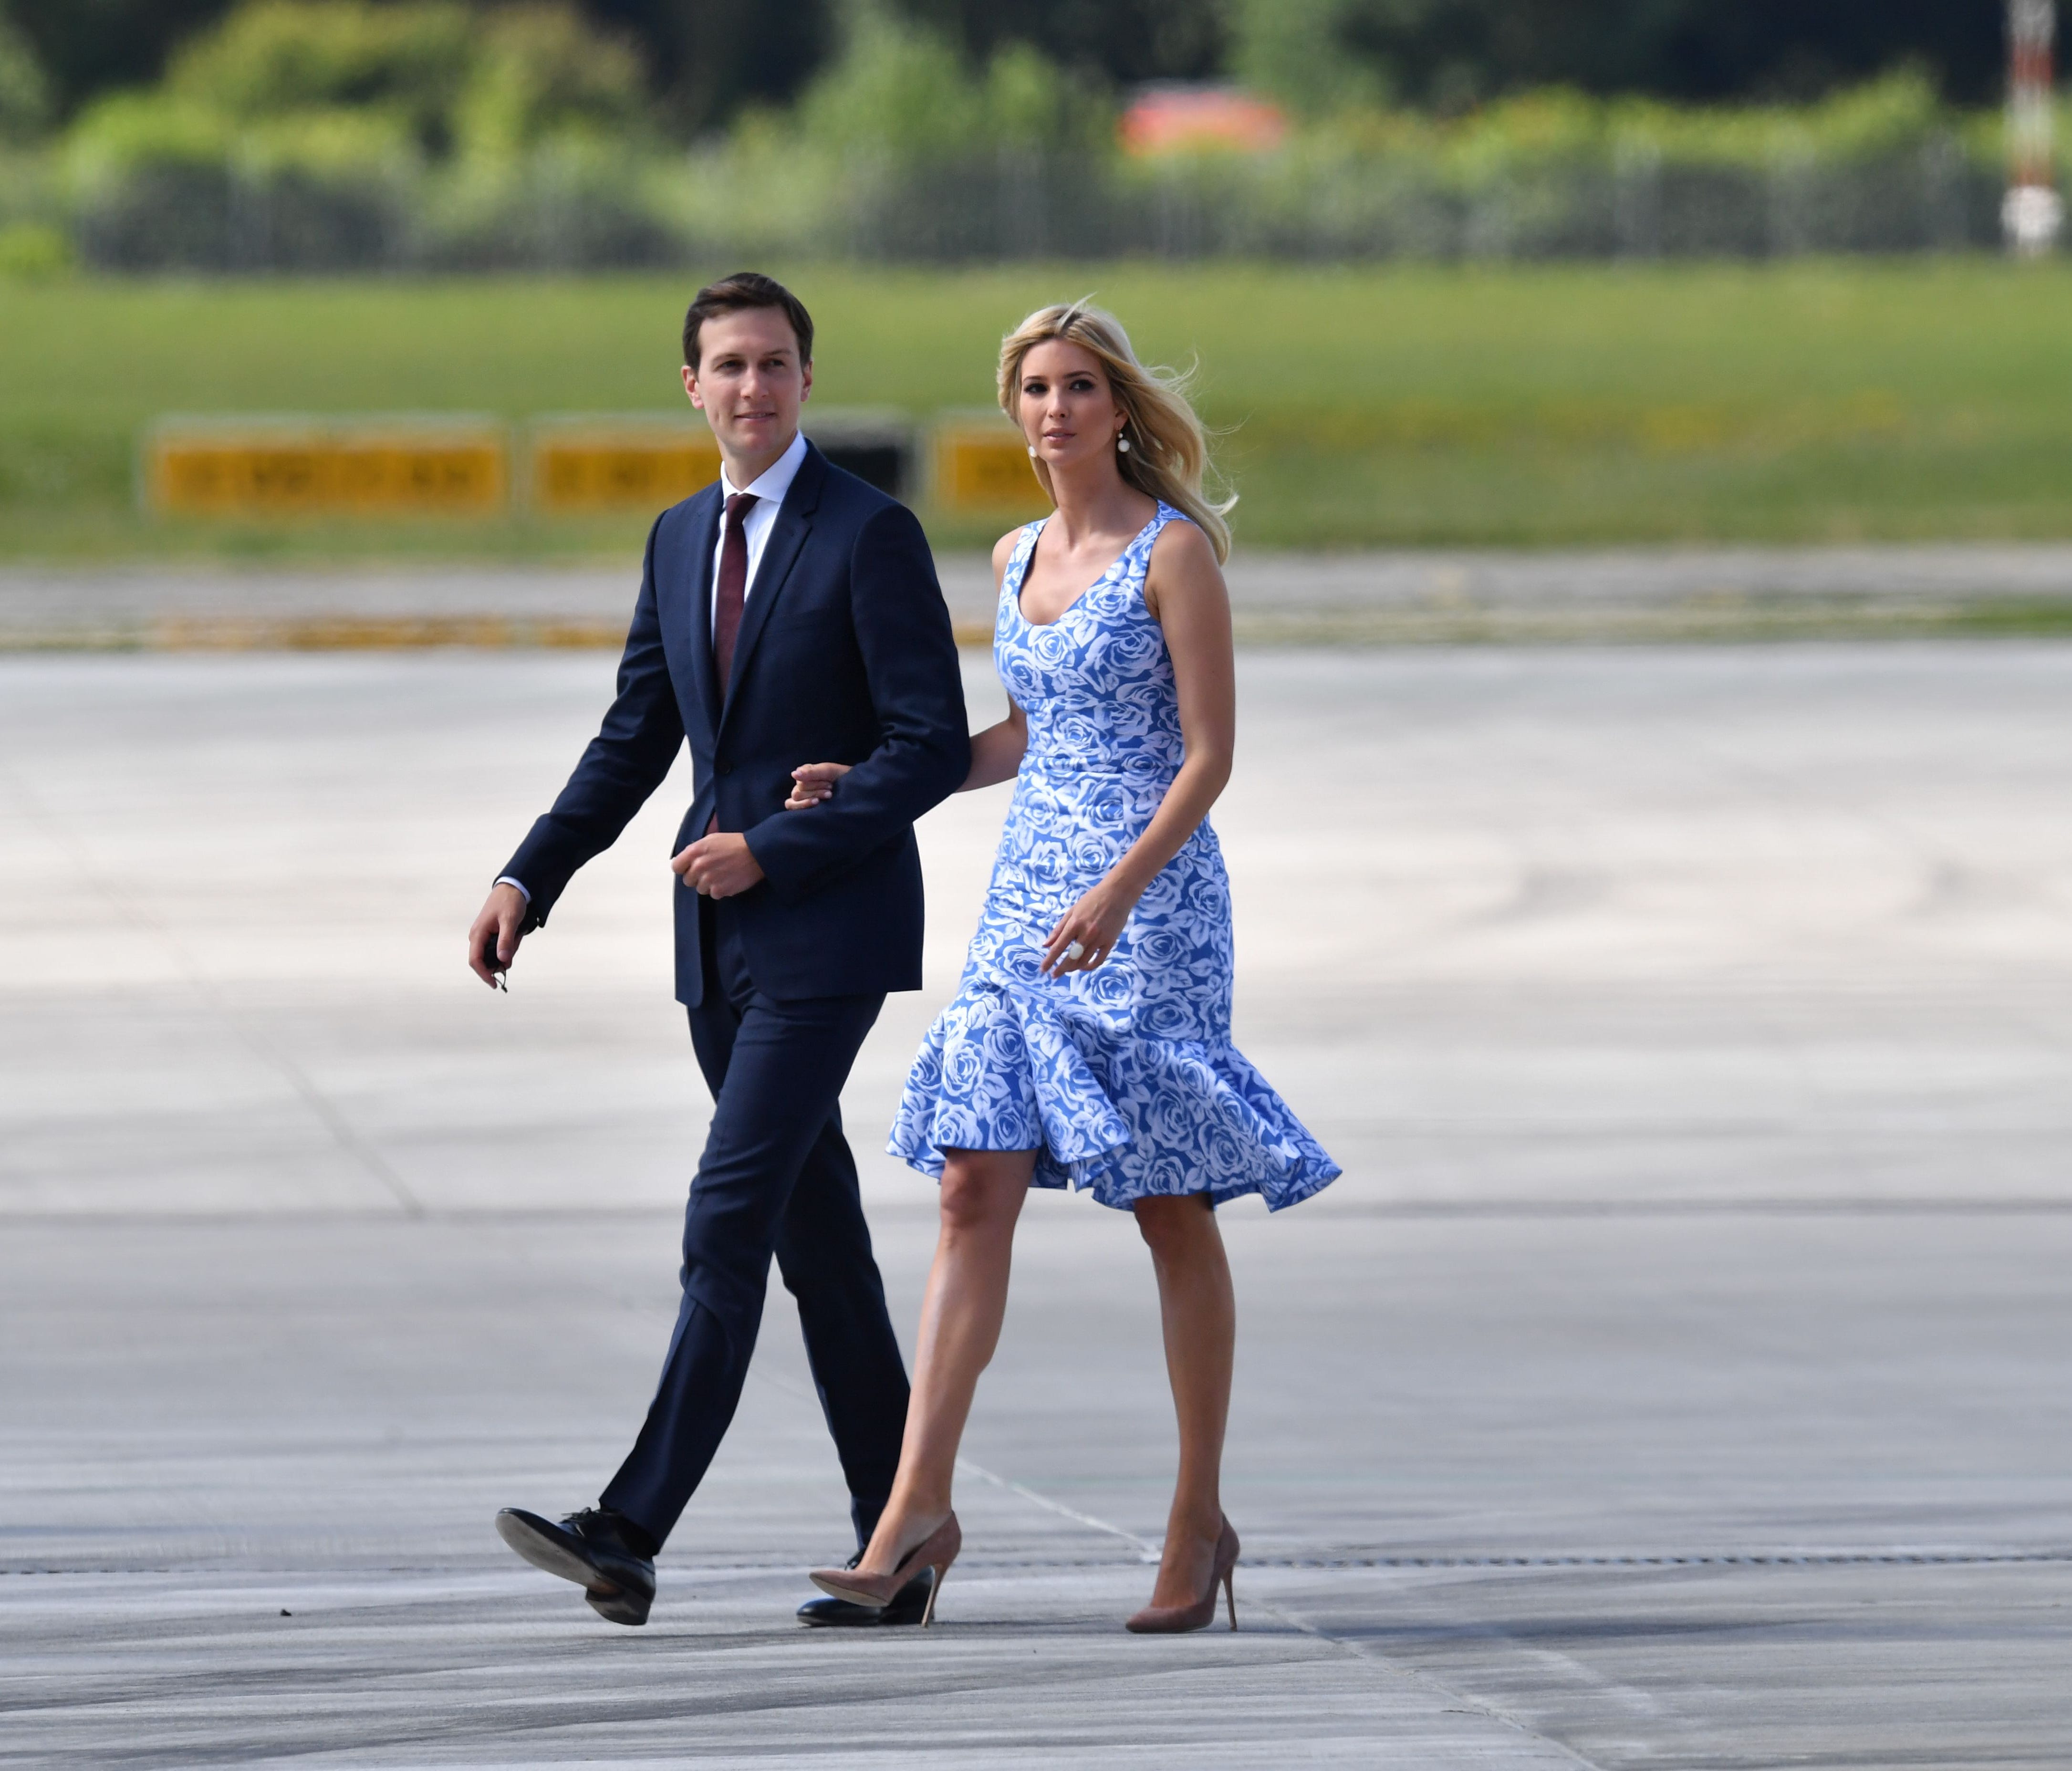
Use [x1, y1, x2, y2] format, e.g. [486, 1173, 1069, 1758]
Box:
[887, 980, 1341, 1213]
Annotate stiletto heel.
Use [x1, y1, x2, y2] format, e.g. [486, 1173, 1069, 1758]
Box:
[810, 1512, 961, 1619]
[1125, 1514, 1239, 1634]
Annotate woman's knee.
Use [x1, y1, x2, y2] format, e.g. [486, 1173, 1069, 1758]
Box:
[938, 1151, 1031, 1236]
[1134, 1191, 1214, 1255]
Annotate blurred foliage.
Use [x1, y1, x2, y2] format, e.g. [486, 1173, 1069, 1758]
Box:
[1295, 69, 1959, 169]
[794, 10, 1110, 161]
[889, 0, 1224, 85]
[166, 0, 474, 136]
[0, 216, 68, 276]
[46, 0, 669, 272]
[586, 0, 832, 138]
[455, 4, 651, 155]
[66, 94, 243, 180]
[1226, 0, 2006, 115]
[56, 0, 656, 217]
[1228, 0, 1388, 118]
[645, 9, 1125, 260]
[151, 0, 646, 156]
[5, 0, 228, 119]
[2, 1, 2049, 271]
[0, 5, 51, 140]
[0, 0, 2023, 134]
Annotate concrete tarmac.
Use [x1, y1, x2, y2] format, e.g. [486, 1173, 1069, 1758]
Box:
[9, 541, 2072, 649]
[4, 645, 2072, 1765]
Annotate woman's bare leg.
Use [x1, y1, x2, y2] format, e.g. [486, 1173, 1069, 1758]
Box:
[856, 1147, 1037, 1573]
[1134, 1193, 1237, 1606]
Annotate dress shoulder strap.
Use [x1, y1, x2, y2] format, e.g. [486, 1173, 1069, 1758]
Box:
[1118, 502, 1180, 587]
[1001, 517, 1046, 601]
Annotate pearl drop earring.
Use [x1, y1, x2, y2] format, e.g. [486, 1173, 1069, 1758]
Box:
[1116, 434, 1131, 453]
[1027, 445, 1038, 458]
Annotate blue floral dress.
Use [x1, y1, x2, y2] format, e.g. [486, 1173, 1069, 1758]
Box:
[887, 503, 1340, 1212]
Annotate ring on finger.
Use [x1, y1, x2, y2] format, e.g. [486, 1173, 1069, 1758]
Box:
[1063, 940, 1085, 961]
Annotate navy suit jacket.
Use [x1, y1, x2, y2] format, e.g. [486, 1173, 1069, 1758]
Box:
[501, 442, 970, 1006]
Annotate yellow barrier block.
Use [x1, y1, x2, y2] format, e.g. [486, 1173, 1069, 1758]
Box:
[531, 421, 721, 514]
[148, 420, 507, 517]
[932, 418, 1046, 513]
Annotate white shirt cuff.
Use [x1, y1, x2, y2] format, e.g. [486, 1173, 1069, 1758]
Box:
[495, 875, 531, 904]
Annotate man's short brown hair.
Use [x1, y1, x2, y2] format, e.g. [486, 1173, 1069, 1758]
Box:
[682, 271, 814, 370]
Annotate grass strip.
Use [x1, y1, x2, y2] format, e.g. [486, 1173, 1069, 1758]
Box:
[5, 261, 2072, 560]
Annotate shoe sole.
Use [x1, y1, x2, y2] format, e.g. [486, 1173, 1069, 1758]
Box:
[585, 1587, 651, 1626]
[806, 1573, 893, 1610]
[496, 1512, 651, 1627]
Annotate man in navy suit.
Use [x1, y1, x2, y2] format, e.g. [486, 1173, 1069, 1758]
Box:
[468, 273, 969, 1628]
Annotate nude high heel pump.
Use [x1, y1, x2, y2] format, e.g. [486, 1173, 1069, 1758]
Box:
[809, 1512, 960, 1627]
[1125, 1514, 1239, 1634]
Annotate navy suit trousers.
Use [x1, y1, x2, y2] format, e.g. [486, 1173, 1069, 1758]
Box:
[599, 897, 908, 1550]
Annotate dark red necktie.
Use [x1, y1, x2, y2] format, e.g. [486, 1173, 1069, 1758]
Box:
[713, 490, 757, 700]
[706, 490, 756, 836]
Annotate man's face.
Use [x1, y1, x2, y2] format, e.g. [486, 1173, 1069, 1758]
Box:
[683, 307, 811, 467]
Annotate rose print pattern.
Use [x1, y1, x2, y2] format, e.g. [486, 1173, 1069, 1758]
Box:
[888, 503, 1341, 1211]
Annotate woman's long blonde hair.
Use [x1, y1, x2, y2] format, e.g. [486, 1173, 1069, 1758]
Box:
[996, 300, 1234, 564]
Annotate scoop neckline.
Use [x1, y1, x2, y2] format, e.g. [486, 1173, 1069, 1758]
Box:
[1012, 508, 1163, 629]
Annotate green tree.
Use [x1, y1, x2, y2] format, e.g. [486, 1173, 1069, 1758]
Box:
[153, 0, 648, 156]
[1228, 0, 1389, 115]
[166, 0, 475, 148]
[1229, 0, 2006, 116]
[0, 5, 53, 139]
[454, 3, 650, 155]
[586, 0, 833, 136]
[890, 0, 1224, 84]
[798, 10, 974, 161]
[7, 0, 231, 118]
[797, 9, 1107, 163]
[4, 0, 2020, 134]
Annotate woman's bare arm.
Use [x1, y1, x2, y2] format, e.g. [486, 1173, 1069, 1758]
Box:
[960, 703, 1027, 790]
[960, 528, 1032, 789]
[1041, 520, 1234, 976]
[785, 526, 1031, 810]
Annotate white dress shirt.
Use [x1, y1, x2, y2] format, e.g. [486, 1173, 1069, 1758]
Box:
[710, 427, 808, 638]
[497, 428, 810, 908]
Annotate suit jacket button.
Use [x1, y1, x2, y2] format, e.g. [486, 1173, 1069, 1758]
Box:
[717, 761, 733, 776]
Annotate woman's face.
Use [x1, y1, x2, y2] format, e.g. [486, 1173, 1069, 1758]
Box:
[1017, 339, 1125, 475]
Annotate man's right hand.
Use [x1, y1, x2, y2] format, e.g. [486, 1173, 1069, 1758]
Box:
[468, 883, 529, 987]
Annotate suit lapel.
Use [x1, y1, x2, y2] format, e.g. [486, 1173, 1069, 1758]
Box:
[679, 484, 722, 748]
[718, 444, 827, 736]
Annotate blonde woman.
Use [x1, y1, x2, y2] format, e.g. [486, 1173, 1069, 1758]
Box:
[794, 302, 1338, 1631]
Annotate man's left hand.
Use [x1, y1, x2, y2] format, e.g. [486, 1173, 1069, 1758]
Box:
[672, 832, 766, 898]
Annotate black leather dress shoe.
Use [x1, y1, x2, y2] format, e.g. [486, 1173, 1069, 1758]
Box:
[796, 1552, 934, 1627]
[496, 1506, 656, 1626]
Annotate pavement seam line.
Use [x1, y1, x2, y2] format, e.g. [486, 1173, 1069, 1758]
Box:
[0, 758, 425, 1220]
[952, 1458, 1165, 1563]
[744, 1358, 1166, 1561]
[1242, 1583, 1615, 1771]
[13, 1549, 2069, 1579]
[1245, 1549, 2072, 1568]
[956, 1457, 1614, 1771]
